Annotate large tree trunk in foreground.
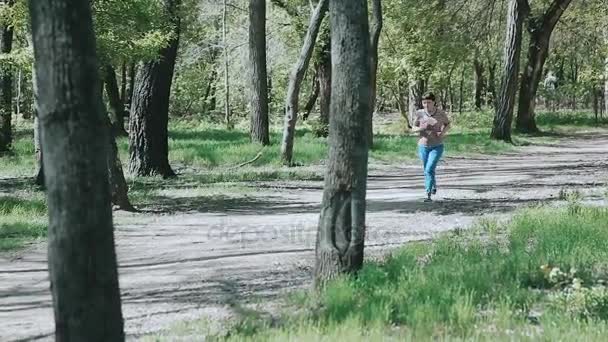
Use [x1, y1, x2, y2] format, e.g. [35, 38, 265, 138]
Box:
[368, 0, 383, 148]
[491, 0, 528, 142]
[280, 0, 329, 165]
[314, 0, 371, 286]
[0, 0, 14, 153]
[104, 65, 128, 136]
[248, 0, 270, 145]
[128, 0, 180, 177]
[515, 0, 572, 133]
[28, 0, 125, 340]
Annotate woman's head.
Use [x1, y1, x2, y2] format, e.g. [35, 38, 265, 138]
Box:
[422, 92, 436, 111]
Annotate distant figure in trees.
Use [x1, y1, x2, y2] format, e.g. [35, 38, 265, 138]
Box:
[411, 92, 451, 202]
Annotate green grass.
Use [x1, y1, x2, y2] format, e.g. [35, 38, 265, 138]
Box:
[158, 204, 608, 341]
[0, 195, 47, 251]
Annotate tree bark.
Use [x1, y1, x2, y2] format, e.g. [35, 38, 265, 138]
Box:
[128, 0, 180, 178]
[605, 57, 608, 116]
[515, 0, 572, 133]
[368, 0, 382, 148]
[105, 113, 134, 211]
[125, 63, 135, 114]
[473, 57, 485, 111]
[280, 0, 328, 165]
[314, 0, 371, 286]
[408, 78, 425, 122]
[248, 0, 270, 145]
[314, 25, 331, 137]
[487, 60, 497, 107]
[302, 72, 319, 120]
[103, 65, 128, 136]
[0, 0, 14, 153]
[222, 0, 231, 128]
[491, 0, 528, 142]
[28, 0, 125, 340]
[120, 62, 127, 103]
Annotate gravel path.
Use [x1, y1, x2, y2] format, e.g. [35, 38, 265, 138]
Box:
[1, 132, 607, 341]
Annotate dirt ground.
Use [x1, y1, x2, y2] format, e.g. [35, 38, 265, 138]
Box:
[1, 132, 607, 341]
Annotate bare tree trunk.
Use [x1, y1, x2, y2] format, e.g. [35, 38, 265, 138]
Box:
[491, 0, 528, 142]
[248, 0, 270, 145]
[125, 63, 135, 114]
[280, 0, 329, 165]
[368, 0, 382, 148]
[223, 0, 231, 129]
[128, 0, 180, 178]
[0, 0, 14, 153]
[314, 26, 331, 137]
[28, 0, 125, 340]
[515, 0, 572, 133]
[302, 72, 319, 120]
[459, 66, 465, 115]
[120, 62, 127, 103]
[408, 78, 425, 121]
[487, 60, 497, 107]
[605, 58, 608, 116]
[314, 0, 371, 286]
[473, 57, 485, 111]
[103, 65, 128, 136]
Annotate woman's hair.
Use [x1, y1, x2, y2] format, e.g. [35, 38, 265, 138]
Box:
[422, 92, 436, 102]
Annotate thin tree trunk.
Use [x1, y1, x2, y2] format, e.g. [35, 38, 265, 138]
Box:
[223, 0, 231, 128]
[408, 78, 425, 122]
[248, 0, 270, 145]
[28, 0, 125, 340]
[368, 0, 383, 148]
[605, 57, 608, 116]
[302, 72, 319, 120]
[515, 0, 572, 133]
[459, 66, 465, 115]
[128, 0, 180, 178]
[487, 60, 497, 107]
[120, 62, 127, 103]
[280, 0, 329, 165]
[125, 63, 135, 114]
[473, 57, 485, 111]
[315, 26, 331, 137]
[104, 65, 128, 136]
[104, 108, 134, 211]
[0, 0, 14, 153]
[491, 0, 528, 142]
[314, 0, 371, 286]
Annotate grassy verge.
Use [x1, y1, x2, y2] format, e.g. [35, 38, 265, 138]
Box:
[0, 195, 47, 251]
[155, 203, 608, 341]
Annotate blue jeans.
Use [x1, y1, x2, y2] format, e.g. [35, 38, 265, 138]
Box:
[418, 144, 444, 194]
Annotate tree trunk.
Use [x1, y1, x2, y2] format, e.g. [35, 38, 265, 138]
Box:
[103, 65, 128, 136]
[515, 0, 572, 133]
[314, 0, 371, 286]
[368, 0, 382, 148]
[605, 58, 608, 116]
[222, 0, 231, 128]
[248, 0, 270, 145]
[125, 63, 135, 114]
[473, 57, 485, 111]
[120, 62, 127, 103]
[487, 60, 497, 107]
[128, 0, 180, 178]
[280, 0, 329, 165]
[105, 112, 134, 211]
[408, 78, 425, 122]
[0, 0, 14, 153]
[34, 115, 45, 187]
[28, 0, 125, 340]
[459, 65, 465, 114]
[302, 72, 319, 120]
[315, 26, 331, 137]
[491, 0, 528, 143]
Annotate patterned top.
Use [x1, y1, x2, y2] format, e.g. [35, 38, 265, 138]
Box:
[413, 109, 451, 147]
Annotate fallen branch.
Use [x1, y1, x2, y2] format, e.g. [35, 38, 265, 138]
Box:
[228, 147, 267, 169]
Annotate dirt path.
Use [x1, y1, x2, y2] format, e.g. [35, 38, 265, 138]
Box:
[1, 133, 608, 341]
